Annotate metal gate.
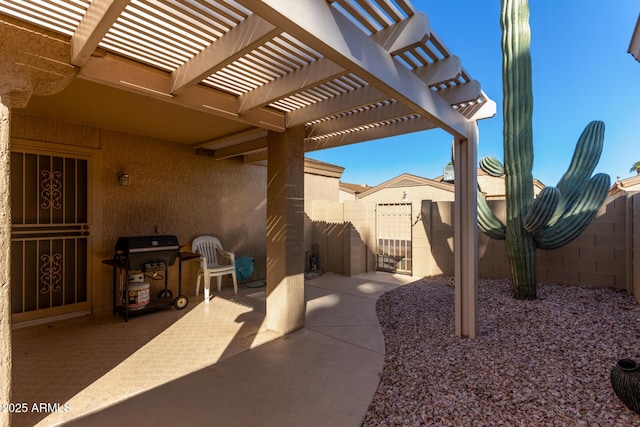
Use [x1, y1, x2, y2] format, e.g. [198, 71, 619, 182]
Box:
[376, 203, 412, 275]
[10, 146, 91, 324]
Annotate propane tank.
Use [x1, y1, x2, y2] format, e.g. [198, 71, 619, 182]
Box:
[125, 273, 151, 310]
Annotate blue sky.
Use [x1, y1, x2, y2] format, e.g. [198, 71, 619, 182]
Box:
[306, 1, 640, 187]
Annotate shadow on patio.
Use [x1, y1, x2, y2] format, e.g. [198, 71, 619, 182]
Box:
[10, 282, 278, 427]
[11, 272, 415, 426]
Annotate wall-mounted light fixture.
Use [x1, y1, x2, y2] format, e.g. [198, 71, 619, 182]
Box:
[402, 191, 408, 202]
[118, 171, 130, 186]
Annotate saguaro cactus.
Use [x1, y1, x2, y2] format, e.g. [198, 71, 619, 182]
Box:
[478, 0, 610, 300]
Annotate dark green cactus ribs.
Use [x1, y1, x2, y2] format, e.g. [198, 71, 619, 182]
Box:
[477, 0, 610, 300]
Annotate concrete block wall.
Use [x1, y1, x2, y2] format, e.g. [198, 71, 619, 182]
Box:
[342, 200, 376, 274]
[411, 201, 431, 278]
[310, 195, 637, 293]
[631, 193, 640, 300]
[418, 200, 452, 276]
[535, 195, 626, 288]
[311, 200, 372, 276]
[468, 196, 628, 289]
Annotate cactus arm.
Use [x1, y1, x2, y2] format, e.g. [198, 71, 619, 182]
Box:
[522, 186, 560, 232]
[534, 173, 610, 249]
[547, 121, 606, 227]
[556, 121, 605, 193]
[480, 156, 505, 177]
[478, 189, 506, 240]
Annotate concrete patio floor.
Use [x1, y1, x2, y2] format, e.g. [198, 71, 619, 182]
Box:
[10, 271, 416, 427]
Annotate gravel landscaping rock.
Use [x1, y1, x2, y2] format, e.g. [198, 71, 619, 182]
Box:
[364, 278, 640, 426]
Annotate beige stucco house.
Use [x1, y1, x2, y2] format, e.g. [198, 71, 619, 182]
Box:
[610, 174, 640, 196]
[357, 173, 455, 203]
[355, 169, 545, 204]
[339, 182, 370, 201]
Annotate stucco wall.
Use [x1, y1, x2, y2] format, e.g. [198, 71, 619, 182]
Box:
[477, 175, 544, 199]
[12, 112, 268, 314]
[339, 189, 356, 201]
[311, 200, 374, 275]
[358, 183, 455, 204]
[304, 172, 340, 263]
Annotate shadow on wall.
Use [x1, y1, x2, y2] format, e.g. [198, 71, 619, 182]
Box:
[420, 195, 631, 289]
[420, 199, 509, 278]
[420, 200, 454, 277]
[310, 220, 373, 277]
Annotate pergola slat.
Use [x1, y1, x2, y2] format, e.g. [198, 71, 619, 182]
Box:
[305, 100, 413, 137]
[286, 84, 388, 127]
[170, 13, 280, 94]
[304, 116, 434, 152]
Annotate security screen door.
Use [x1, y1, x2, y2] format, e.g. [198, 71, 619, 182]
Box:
[10, 143, 92, 324]
[376, 203, 412, 275]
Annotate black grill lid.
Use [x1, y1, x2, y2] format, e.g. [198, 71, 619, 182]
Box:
[115, 235, 179, 252]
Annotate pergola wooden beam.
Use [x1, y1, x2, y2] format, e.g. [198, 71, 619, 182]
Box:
[238, 0, 469, 138]
[71, 0, 129, 66]
[438, 80, 482, 106]
[372, 12, 430, 55]
[212, 137, 268, 159]
[170, 14, 281, 95]
[193, 128, 266, 149]
[414, 55, 462, 87]
[237, 57, 344, 113]
[78, 54, 285, 131]
[468, 96, 497, 121]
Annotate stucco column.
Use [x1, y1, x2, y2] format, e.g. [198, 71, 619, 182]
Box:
[266, 126, 305, 334]
[453, 121, 479, 338]
[0, 95, 12, 427]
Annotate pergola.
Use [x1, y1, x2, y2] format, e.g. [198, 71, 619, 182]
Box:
[0, 0, 494, 416]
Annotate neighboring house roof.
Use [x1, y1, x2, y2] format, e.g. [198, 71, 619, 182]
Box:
[609, 174, 640, 196]
[629, 14, 640, 62]
[433, 169, 546, 199]
[304, 158, 345, 178]
[339, 182, 370, 196]
[357, 173, 454, 199]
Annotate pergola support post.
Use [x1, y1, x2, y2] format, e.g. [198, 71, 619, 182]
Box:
[454, 120, 479, 338]
[0, 95, 13, 427]
[266, 126, 306, 334]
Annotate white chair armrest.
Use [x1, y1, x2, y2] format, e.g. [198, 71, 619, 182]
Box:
[215, 247, 235, 266]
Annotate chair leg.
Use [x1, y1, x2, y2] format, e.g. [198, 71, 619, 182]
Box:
[231, 271, 238, 295]
[204, 274, 211, 303]
[196, 274, 201, 296]
[216, 275, 222, 292]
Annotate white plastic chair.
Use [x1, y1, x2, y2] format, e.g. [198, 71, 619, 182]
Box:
[192, 236, 238, 301]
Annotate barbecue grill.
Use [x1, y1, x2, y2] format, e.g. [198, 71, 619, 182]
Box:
[111, 234, 189, 319]
[114, 235, 180, 272]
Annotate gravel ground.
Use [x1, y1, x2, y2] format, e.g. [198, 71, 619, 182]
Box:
[363, 278, 640, 426]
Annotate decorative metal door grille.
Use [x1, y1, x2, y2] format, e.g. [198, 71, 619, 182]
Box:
[376, 203, 412, 275]
[10, 150, 91, 322]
